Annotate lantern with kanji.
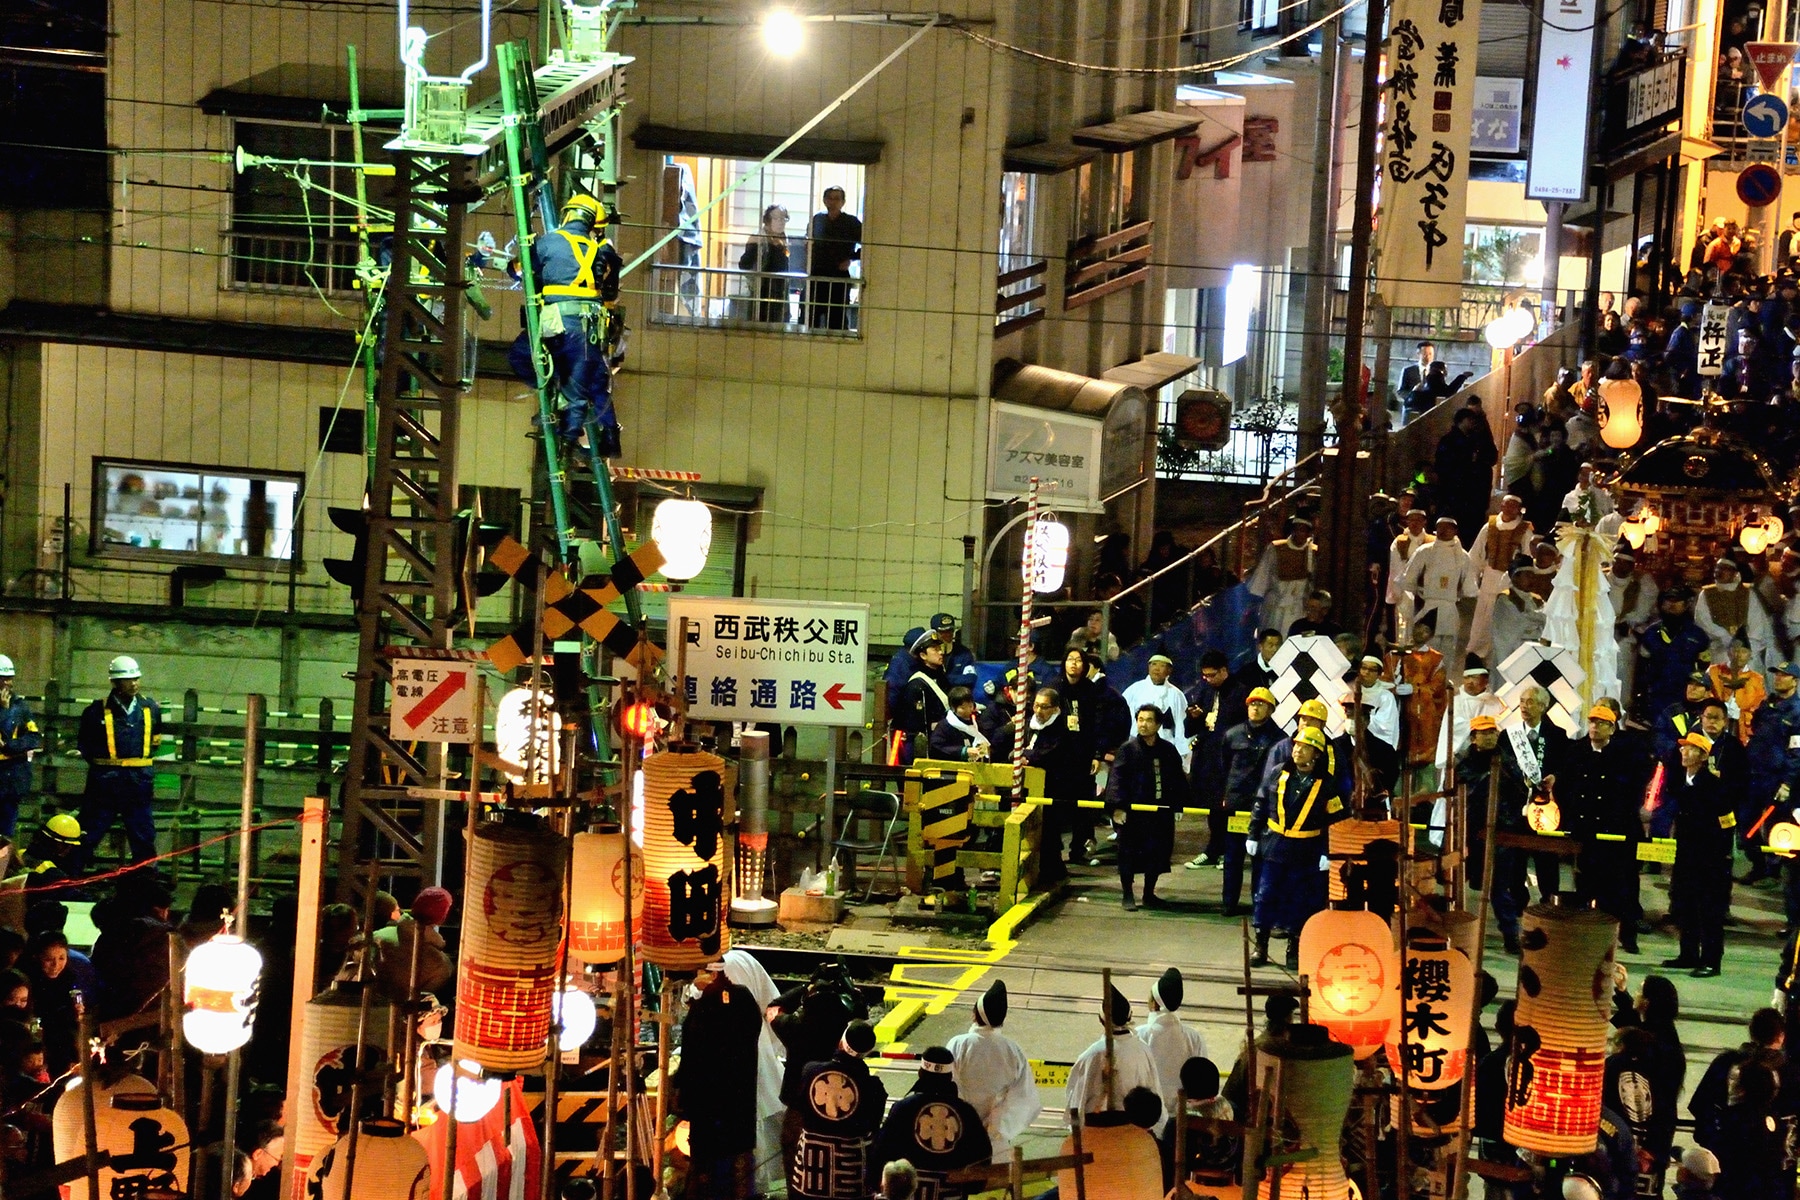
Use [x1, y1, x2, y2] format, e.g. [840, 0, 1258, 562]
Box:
[1384, 930, 1473, 1091]
[294, 984, 390, 1177]
[182, 930, 263, 1054]
[454, 812, 568, 1071]
[1503, 904, 1618, 1155]
[569, 830, 643, 964]
[54, 1074, 190, 1200]
[1299, 907, 1398, 1060]
[641, 747, 732, 970]
[1258, 1024, 1355, 1200]
[304, 1118, 431, 1199]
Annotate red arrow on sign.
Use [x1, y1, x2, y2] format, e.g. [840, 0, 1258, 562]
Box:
[823, 682, 862, 710]
[402, 671, 468, 729]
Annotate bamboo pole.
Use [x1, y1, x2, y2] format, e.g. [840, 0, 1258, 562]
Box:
[1449, 758, 1504, 1200]
[277, 796, 327, 1198]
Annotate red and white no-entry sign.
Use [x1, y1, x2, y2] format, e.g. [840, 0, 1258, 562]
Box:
[389, 659, 477, 742]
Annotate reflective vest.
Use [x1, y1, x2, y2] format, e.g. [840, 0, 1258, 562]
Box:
[1268, 772, 1342, 838]
[98, 702, 156, 767]
[541, 229, 601, 299]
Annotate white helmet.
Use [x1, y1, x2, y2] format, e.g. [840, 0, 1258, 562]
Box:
[0, 656, 15, 677]
[108, 655, 141, 680]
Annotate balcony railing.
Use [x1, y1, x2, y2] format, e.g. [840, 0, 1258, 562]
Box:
[994, 258, 1047, 336]
[225, 230, 364, 295]
[644, 263, 862, 336]
[1065, 220, 1153, 309]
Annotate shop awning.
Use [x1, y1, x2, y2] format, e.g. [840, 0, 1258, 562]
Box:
[198, 63, 404, 121]
[1102, 352, 1202, 392]
[632, 122, 884, 164]
[1002, 140, 1098, 174]
[1072, 110, 1201, 152]
[1591, 129, 1684, 185]
[994, 360, 1147, 416]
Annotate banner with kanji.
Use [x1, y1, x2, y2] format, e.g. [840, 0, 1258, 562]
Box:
[1375, 0, 1484, 310]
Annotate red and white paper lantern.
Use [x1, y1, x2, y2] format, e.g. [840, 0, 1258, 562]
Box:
[568, 830, 643, 965]
[1503, 904, 1618, 1154]
[454, 813, 568, 1071]
[294, 985, 390, 1181]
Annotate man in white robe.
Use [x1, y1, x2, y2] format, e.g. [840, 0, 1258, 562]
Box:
[1401, 517, 1471, 662]
[1437, 659, 1508, 768]
[1465, 495, 1536, 662]
[1134, 969, 1209, 1133]
[1247, 519, 1317, 646]
[1387, 509, 1434, 645]
[947, 981, 1039, 1164]
[1609, 548, 1660, 707]
[1696, 557, 1775, 670]
[1122, 654, 1192, 759]
[1065, 985, 1165, 1134]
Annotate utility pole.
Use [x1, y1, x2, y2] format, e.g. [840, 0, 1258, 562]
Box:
[1298, 18, 1343, 458]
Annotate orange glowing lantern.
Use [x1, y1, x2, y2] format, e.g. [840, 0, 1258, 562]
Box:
[640, 747, 732, 971]
[619, 700, 659, 741]
[1383, 931, 1473, 1091]
[1258, 1025, 1355, 1200]
[1326, 819, 1402, 902]
[1503, 904, 1617, 1155]
[453, 813, 568, 1071]
[1299, 907, 1398, 1060]
[568, 830, 643, 964]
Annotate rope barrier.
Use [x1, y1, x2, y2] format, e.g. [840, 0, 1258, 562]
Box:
[22, 810, 320, 895]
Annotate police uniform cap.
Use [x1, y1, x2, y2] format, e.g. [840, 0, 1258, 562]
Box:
[910, 628, 943, 654]
[929, 613, 957, 634]
[1775, 661, 1800, 677]
[1687, 671, 1710, 687]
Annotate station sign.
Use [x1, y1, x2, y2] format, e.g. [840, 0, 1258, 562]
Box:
[670, 597, 870, 727]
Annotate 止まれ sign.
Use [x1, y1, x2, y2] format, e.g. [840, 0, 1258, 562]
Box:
[388, 660, 477, 742]
[670, 597, 871, 727]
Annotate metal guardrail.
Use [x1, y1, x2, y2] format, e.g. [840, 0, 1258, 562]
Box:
[224, 230, 363, 294]
[644, 262, 862, 334]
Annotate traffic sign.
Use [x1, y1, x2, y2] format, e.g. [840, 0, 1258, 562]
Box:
[389, 659, 477, 742]
[1739, 162, 1784, 208]
[1744, 91, 1791, 138]
[670, 597, 870, 726]
[1747, 42, 1800, 93]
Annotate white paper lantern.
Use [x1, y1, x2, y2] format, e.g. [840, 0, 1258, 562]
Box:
[304, 1118, 431, 1199]
[433, 1058, 503, 1123]
[1024, 519, 1070, 593]
[652, 498, 713, 580]
[494, 686, 559, 785]
[182, 933, 263, 1054]
[553, 987, 598, 1052]
[1301, 908, 1399, 1060]
[54, 1074, 190, 1200]
[569, 830, 642, 965]
[1597, 378, 1643, 450]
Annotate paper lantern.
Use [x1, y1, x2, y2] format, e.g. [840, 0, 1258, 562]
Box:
[1742, 512, 1785, 556]
[1768, 821, 1800, 855]
[1620, 518, 1648, 550]
[1503, 904, 1618, 1155]
[1327, 819, 1402, 901]
[454, 813, 568, 1071]
[1057, 1122, 1163, 1199]
[641, 747, 732, 970]
[1408, 907, 1480, 958]
[569, 830, 643, 964]
[1382, 932, 1474, 1091]
[1597, 378, 1643, 450]
[553, 987, 598, 1052]
[182, 932, 262, 1054]
[294, 985, 391, 1173]
[1258, 1025, 1355, 1200]
[494, 686, 559, 785]
[1024, 519, 1070, 594]
[1525, 795, 1561, 833]
[1300, 908, 1398, 1060]
[431, 1058, 503, 1123]
[54, 1074, 190, 1200]
[652, 497, 713, 581]
[304, 1118, 431, 1199]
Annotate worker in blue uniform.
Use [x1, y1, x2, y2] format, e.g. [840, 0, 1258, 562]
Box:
[508, 193, 625, 458]
[75, 655, 163, 870]
[1248, 725, 1345, 968]
[0, 656, 41, 837]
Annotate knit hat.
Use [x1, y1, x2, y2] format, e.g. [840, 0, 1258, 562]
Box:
[1153, 968, 1184, 1012]
[841, 1020, 876, 1057]
[411, 886, 454, 926]
[975, 980, 1008, 1027]
[1681, 1146, 1720, 1184]
[919, 1045, 954, 1075]
[1104, 984, 1131, 1030]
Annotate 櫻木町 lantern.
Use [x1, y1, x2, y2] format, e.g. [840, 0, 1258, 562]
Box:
[1384, 930, 1474, 1090]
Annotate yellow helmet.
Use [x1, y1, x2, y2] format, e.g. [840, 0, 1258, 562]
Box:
[1298, 698, 1329, 721]
[561, 194, 605, 222]
[43, 813, 81, 846]
[1296, 727, 1328, 750]
[1247, 687, 1278, 707]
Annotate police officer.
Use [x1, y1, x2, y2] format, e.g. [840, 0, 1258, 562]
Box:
[1748, 662, 1800, 909]
[506, 193, 625, 457]
[870, 1045, 991, 1200]
[892, 630, 951, 766]
[75, 655, 163, 870]
[0, 657, 41, 837]
[1561, 702, 1650, 952]
[789, 1020, 887, 1200]
[1214, 687, 1283, 917]
[1638, 587, 1711, 719]
[1248, 726, 1345, 968]
[1665, 732, 1736, 977]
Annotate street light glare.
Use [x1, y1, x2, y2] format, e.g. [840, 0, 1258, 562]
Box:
[762, 9, 805, 56]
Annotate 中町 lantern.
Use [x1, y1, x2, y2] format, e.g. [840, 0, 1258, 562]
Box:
[1384, 930, 1473, 1091]
[568, 830, 643, 964]
[294, 984, 390, 1177]
[640, 746, 732, 971]
[304, 1118, 431, 1199]
[1299, 907, 1398, 1060]
[454, 812, 568, 1071]
[1259, 1024, 1355, 1200]
[182, 930, 263, 1054]
[54, 1074, 190, 1200]
[1503, 904, 1618, 1155]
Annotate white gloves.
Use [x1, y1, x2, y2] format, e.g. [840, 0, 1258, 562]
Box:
[1245, 840, 1259, 857]
[1320, 854, 1330, 871]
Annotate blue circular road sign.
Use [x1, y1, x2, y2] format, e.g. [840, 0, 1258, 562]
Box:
[1744, 92, 1791, 138]
[1740, 163, 1784, 208]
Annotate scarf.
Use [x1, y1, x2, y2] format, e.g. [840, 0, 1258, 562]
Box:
[1029, 711, 1057, 732]
[944, 711, 989, 748]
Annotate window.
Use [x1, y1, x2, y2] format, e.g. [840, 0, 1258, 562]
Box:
[1462, 223, 1544, 286]
[1241, 0, 1279, 34]
[649, 154, 867, 334]
[229, 121, 395, 294]
[91, 459, 303, 568]
[996, 171, 1046, 332]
